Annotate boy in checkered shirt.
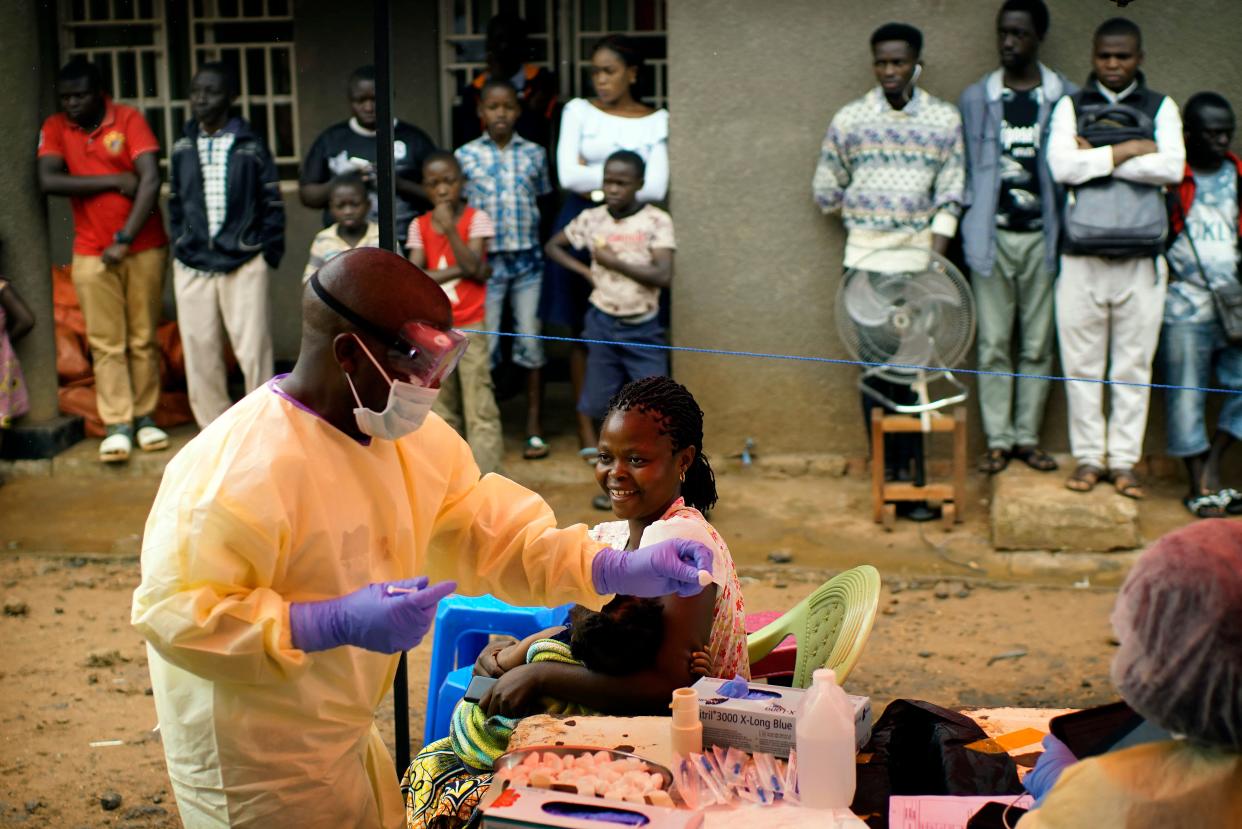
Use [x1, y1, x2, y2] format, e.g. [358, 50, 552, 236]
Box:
[455, 79, 554, 459]
[168, 63, 284, 429]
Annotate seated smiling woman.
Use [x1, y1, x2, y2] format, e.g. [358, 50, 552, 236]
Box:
[404, 376, 747, 829]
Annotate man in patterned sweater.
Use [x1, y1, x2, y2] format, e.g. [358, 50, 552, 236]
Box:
[812, 22, 965, 517]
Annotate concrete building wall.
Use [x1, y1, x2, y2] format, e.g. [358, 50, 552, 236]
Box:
[668, 0, 1241, 461]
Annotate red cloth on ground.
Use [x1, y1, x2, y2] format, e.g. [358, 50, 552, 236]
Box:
[52, 264, 193, 437]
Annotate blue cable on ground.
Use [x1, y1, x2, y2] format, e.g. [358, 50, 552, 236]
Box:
[461, 328, 1242, 397]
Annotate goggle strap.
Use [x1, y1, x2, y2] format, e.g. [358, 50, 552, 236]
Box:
[309, 272, 396, 348]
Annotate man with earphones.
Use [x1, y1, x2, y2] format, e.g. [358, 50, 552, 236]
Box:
[812, 21, 965, 518]
[131, 247, 715, 829]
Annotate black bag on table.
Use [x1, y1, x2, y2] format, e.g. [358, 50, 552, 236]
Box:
[851, 699, 1024, 829]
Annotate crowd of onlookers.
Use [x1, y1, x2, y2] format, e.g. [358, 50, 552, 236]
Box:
[814, 2, 1240, 519]
[5, 1, 1239, 517]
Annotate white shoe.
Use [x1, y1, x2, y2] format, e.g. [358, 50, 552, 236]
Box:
[136, 424, 170, 452]
[99, 431, 132, 463]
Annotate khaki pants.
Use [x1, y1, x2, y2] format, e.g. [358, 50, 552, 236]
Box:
[71, 247, 167, 426]
[973, 230, 1055, 450]
[173, 256, 274, 427]
[432, 331, 503, 474]
[1055, 254, 1167, 470]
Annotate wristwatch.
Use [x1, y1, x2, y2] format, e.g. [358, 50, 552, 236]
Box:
[114, 230, 134, 245]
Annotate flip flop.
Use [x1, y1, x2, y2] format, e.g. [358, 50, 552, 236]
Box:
[523, 436, 550, 460]
[1183, 492, 1228, 518]
[1110, 468, 1145, 500]
[1216, 488, 1242, 516]
[978, 448, 1009, 474]
[1012, 446, 1058, 472]
[1065, 464, 1103, 493]
[578, 447, 600, 465]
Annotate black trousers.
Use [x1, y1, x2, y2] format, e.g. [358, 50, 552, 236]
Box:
[861, 375, 925, 480]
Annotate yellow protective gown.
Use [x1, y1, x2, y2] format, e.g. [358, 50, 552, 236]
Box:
[1016, 740, 1242, 829]
[132, 384, 608, 828]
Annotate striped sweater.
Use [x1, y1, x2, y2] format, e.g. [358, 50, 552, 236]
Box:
[813, 87, 965, 237]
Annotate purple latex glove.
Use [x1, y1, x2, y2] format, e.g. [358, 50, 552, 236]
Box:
[1024, 734, 1078, 805]
[591, 538, 712, 598]
[289, 576, 457, 654]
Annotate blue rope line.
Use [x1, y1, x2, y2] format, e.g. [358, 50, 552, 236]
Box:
[460, 328, 1242, 396]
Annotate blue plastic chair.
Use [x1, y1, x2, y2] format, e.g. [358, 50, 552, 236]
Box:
[423, 595, 571, 745]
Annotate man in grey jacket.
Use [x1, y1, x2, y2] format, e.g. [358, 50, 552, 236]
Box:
[959, 0, 1075, 475]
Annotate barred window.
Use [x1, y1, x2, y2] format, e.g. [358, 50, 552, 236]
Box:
[436, 0, 667, 149]
[60, 0, 301, 178]
[438, 0, 556, 149]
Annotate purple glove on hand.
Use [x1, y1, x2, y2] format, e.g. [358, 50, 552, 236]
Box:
[591, 538, 713, 598]
[1024, 734, 1078, 805]
[289, 576, 457, 654]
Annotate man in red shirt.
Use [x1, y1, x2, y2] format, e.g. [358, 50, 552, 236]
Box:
[38, 57, 170, 463]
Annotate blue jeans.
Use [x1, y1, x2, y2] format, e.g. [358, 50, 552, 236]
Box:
[578, 306, 668, 419]
[484, 249, 545, 370]
[1158, 319, 1242, 457]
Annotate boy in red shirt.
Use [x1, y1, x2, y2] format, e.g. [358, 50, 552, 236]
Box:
[37, 57, 169, 463]
[407, 152, 503, 473]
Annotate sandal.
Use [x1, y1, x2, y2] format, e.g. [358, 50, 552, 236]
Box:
[1012, 445, 1058, 472]
[1219, 488, 1242, 516]
[1184, 491, 1228, 518]
[1065, 464, 1104, 492]
[978, 448, 1010, 474]
[1110, 468, 1146, 500]
[523, 435, 550, 460]
[578, 447, 600, 465]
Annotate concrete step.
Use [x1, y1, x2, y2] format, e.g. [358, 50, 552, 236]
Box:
[11, 425, 199, 480]
[990, 458, 1141, 552]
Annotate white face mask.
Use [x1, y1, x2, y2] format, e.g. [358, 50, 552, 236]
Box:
[343, 335, 440, 440]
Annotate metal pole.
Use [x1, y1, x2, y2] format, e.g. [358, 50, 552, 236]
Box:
[375, 0, 397, 253]
[374, 0, 410, 779]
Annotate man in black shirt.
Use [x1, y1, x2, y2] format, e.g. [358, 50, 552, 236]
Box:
[299, 66, 437, 248]
[958, 0, 1076, 475]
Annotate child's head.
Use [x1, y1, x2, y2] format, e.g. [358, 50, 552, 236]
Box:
[569, 596, 664, 675]
[422, 152, 464, 208]
[479, 79, 521, 144]
[595, 376, 718, 522]
[602, 151, 645, 214]
[328, 174, 370, 232]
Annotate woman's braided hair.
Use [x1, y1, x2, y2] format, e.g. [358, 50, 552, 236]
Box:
[607, 376, 717, 513]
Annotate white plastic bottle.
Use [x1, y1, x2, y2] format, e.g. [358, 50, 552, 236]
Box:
[795, 668, 856, 809]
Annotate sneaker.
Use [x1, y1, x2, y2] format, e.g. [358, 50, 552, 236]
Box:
[100, 425, 133, 463]
[134, 416, 170, 452]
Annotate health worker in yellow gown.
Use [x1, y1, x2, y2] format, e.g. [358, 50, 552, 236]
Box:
[131, 248, 713, 829]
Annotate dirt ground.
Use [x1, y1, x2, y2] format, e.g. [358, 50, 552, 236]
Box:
[0, 552, 1120, 829]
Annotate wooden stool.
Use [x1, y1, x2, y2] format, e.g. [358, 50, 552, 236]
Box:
[870, 407, 967, 531]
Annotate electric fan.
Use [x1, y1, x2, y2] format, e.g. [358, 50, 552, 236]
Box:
[835, 247, 976, 528]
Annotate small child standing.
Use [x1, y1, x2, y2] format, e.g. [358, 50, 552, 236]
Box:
[545, 149, 676, 500]
[456, 80, 554, 460]
[0, 264, 35, 458]
[302, 174, 379, 283]
[408, 152, 503, 475]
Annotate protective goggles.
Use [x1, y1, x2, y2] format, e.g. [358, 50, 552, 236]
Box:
[310, 273, 468, 387]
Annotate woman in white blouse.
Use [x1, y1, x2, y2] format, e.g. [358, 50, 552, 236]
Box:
[542, 34, 669, 466]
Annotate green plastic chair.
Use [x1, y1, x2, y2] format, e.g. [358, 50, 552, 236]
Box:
[746, 564, 881, 688]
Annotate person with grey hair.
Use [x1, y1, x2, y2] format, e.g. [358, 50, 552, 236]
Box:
[1018, 519, 1242, 827]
